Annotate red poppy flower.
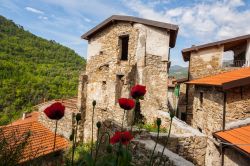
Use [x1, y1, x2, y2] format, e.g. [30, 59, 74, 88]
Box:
[118, 98, 135, 110]
[110, 131, 133, 145]
[131, 85, 146, 99]
[44, 102, 65, 120]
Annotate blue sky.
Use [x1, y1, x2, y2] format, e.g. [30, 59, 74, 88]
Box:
[1, 0, 250, 66]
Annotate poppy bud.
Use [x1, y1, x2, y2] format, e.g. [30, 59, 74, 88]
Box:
[70, 132, 74, 141]
[76, 113, 81, 122]
[170, 110, 175, 118]
[156, 118, 161, 127]
[92, 100, 96, 107]
[96, 121, 101, 128]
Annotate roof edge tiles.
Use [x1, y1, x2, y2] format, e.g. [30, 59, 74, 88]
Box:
[182, 34, 250, 62]
[81, 15, 179, 48]
[213, 125, 250, 157]
[2, 121, 69, 163]
[186, 67, 250, 90]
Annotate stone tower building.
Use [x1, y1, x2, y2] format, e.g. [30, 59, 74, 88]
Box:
[78, 15, 178, 141]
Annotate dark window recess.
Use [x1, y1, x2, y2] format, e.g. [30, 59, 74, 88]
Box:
[181, 113, 187, 121]
[119, 35, 129, 60]
[198, 127, 202, 133]
[199, 92, 203, 107]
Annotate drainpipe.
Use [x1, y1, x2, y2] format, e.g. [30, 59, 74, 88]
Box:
[167, 48, 171, 73]
[185, 56, 191, 122]
[222, 92, 227, 131]
[221, 91, 227, 166]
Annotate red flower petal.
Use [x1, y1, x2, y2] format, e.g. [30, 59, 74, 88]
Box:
[110, 131, 133, 145]
[131, 85, 146, 99]
[44, 102, 65, 120]
[118, 98, 135, 110]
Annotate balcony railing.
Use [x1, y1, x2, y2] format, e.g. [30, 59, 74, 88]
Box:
[234, 60, 246, 67]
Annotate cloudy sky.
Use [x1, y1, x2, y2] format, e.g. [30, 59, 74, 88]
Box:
[1, 0, 250, 66]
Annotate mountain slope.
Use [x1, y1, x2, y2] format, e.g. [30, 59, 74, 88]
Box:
[169, 65, 188, 79]
[0, 15, 86, 125]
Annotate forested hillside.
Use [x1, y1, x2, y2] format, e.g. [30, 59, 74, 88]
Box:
[0, 15, 86, 125]
[169, 65, 188, 79]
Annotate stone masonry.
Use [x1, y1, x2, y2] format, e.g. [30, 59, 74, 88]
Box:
[191, 83, 250, 166]
[79, 16, 178, 142]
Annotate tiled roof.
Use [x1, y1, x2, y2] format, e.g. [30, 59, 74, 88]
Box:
[182, 34, 250, 61]
[186, 67, 250, 90]
[10, 111, 39, 126]
[81, 15, 179, 48]
[1, 112, 69, 163]
[213, 125, 250, 157]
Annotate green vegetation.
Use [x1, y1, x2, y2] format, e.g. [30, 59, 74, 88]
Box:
[169, 65, 188, 79]
[138, 123, 168, 133]
[0, 15, 86, 125]
[64, 143, 93, 165]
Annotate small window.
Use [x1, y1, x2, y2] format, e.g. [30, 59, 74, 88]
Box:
[119, 35, 129, 61]
[199, 92, 203, 107]
[102, 81, 106, 90]
[198, 127, 202, 133]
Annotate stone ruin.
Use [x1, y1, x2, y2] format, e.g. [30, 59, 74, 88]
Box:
[77, 15, 179, 141]
[74, 15, 208, 165]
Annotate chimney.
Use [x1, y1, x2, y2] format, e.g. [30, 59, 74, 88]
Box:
[22, 112, 27, 120]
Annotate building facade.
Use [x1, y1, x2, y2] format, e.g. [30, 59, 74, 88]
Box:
[182, 35, 250, 166]
[78, 15, 178, 141]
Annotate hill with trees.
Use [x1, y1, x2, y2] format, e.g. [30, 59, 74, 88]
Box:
[169, 65, 188, 79]
[0, 15, 86, 125]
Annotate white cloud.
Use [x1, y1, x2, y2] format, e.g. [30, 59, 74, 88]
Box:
[124, 0, 250, 42]
[83, 17, 91, 23]
[25, 7, 44, 14]
[38, 16, 48, 20]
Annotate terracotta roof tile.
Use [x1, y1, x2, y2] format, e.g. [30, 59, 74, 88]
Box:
[213, 125, 250, 157]
[1, 114, 69, 163]
[186, 67, 250, 90]
[10, 111, 39, 126]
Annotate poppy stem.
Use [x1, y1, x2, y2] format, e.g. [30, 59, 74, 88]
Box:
[157, 117, 173, 166]
[71, 121, 78, 166]
[121, 109, 125, 130]
[93, 126, 100, 166]
[149, 124, 160, 166]
[115, 142, 122, 166]
[53, 120, 58, 152]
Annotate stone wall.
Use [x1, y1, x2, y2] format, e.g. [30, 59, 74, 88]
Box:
[190, 85, 250, 166]
[192, 86, 224, 136]
[191, 85, 250, 135]
[226, 85, 250, 123]
[36, 100, 78, 140]
[99, 119, 195, 166]
[151, 133, 207, 166]
[186, 46, 237, 125]
[224, 147, 250, 166]
[188, 46, 236, 80]
[82, 22, 170, 141]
